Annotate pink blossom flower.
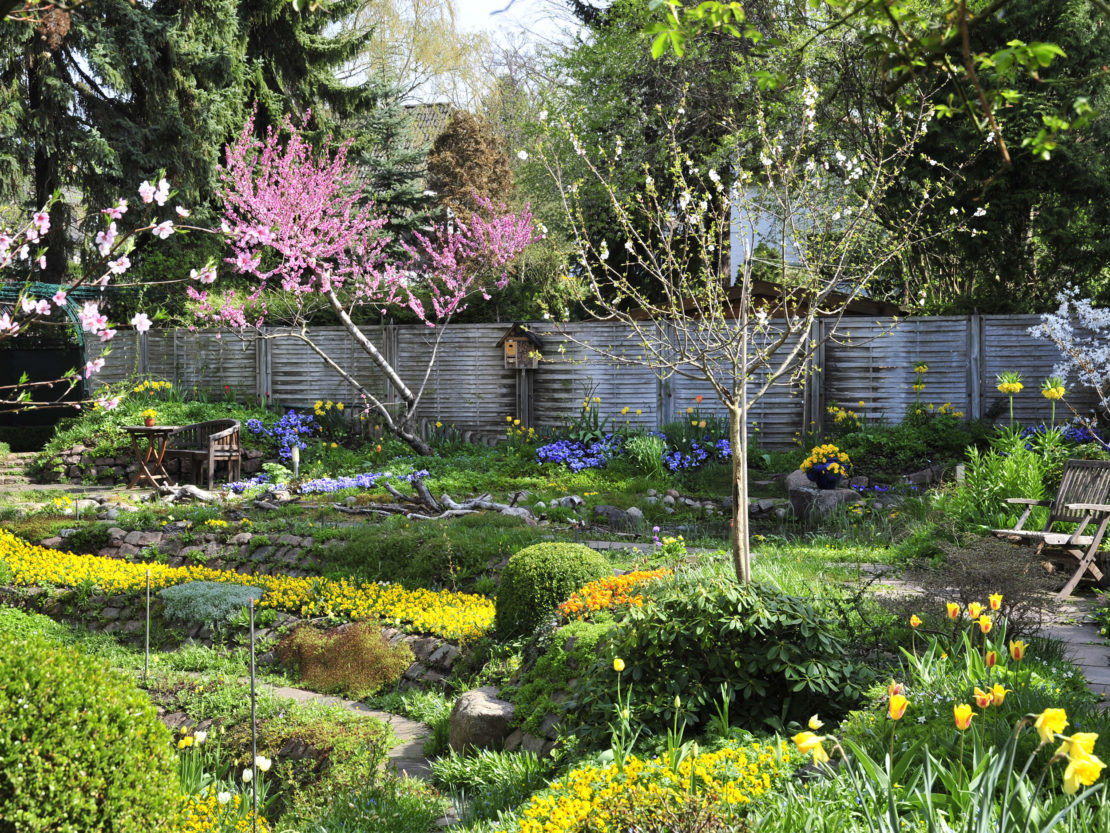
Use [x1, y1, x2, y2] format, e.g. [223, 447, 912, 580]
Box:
[98, 328, 117, 342]
[151, 220, 174, 239]
[234, 251, 259, 272]
[154, 178, 170, 206]
[108, 255, 131, 275]
[95, 396, 121, 411]
[37, 255, 46, 270]
[190, 264, 217, 284]
[34, 299, 51, 315]
[20, 297, 37, 314]
[102, 199, 128, 219]
[0, 313, 15, 332]
[84, 358, 105, 378]
[175, 205, 190, 218]
[95, 222, 117, 256]
[139, 180, 156, 204]
[52, 290, 67, 307]
[32, 211, 50, 233]
[130, 312, 152, 333]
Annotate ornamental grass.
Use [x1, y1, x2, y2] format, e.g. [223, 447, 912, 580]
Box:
[501, 741, 789, 833]
[0, 529, 493, 641]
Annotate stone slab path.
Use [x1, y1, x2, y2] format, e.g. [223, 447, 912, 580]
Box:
[263, 684, 434, 779]
[1042, 600, 1110, 706]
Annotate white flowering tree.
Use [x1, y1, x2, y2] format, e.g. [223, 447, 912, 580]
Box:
[536, 88, 975, 582]
[1030, 287, 1110, 442]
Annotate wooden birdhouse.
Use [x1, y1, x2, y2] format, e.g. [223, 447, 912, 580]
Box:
[496, 323, 542, 370]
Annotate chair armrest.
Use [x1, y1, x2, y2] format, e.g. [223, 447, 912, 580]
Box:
[1005, 499, 1051, 506]
[1065, 503, 1110, 514]
[207, 426, 237, 442]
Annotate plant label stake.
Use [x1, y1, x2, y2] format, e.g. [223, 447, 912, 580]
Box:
[144, 569, 150, 682]
[291, 445, 300, 479]
[250, 598, 257, 833]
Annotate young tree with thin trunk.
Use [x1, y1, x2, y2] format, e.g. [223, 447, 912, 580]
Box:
[536, 89, 973, 582]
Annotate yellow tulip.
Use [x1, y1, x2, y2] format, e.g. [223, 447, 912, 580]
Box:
[979, 614, 993, 634]
[888, 694, 908, 721]
[989, 593, 1002, 611]
[1010, 639, 1028, 662]
[968, 602, 984, 619]
[910, 614, 921, 628]
[808, 715, 824, 730]
[974, 687, 993, 708]
[613, 657, 625, 673]
[954, 703, 975, 731]
[791, 731, 830, 765]
[946, 602, 960, 620]
[990, 684, 1009, 706]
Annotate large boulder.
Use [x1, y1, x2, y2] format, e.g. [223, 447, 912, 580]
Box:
[448, 687, 515, 754]
[786, 469, 862, 520]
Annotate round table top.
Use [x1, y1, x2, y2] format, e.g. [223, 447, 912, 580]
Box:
[123, 424, 179, 433]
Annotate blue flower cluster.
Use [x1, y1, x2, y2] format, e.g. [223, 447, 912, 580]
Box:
[246, 410, 317, 459]
[299, 472, 391, 494]
[536, 434, 623, 472]
[1021, 423, 1104, 448]
[662, 437, 731, 472]
[225, 473, 270, 494]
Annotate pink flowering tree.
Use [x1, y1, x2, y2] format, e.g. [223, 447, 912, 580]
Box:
[207, 113, 536, 454]
[1, 180, 201, 411]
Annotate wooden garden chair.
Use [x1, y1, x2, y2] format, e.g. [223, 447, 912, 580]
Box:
[165, 419, 242, 491]
[992, 459, 1110, 601]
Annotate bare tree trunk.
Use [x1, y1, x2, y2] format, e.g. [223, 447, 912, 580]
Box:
[729, 401, 751, 583]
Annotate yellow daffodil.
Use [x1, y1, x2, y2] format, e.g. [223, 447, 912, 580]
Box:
[1057, 732, 1100, 760]
[1034, 708, 1068, 744]
[1063, 754, 1105, 794]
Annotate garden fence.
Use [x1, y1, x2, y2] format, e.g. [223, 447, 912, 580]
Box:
[88, 315, 1097, 448]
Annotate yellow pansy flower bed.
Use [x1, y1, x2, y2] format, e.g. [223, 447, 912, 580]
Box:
[0, 530, 493, 642]
[504, 741, 789, 833]
[177, 792, 269, 833]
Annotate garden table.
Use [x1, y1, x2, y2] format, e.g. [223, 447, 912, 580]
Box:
[123, 425, 178, 490]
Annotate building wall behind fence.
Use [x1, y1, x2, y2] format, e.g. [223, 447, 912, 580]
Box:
[90, 315, 1092, 449]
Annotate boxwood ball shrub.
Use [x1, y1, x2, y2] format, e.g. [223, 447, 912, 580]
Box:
[0, 632, 177, 832]
[571, 572, 873, 741]
[495, 543, 610, 638]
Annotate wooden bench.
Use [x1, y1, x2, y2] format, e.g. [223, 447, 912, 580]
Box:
[165, 419, 242, 491]
[992, 458, 1110, 600]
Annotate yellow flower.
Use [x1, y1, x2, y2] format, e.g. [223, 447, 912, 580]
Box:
[888, 694, 908, 720]
[914, 363, 928, 374]
[613, 657, 625, 673]
[1063, 754, 1105, 794]
[1010, 639, 1027, 662]
[989, 593, 1002, 611]
[330, 442, 338, 449]
[946, 602, 960, 620]
[1057, 732, 1100, 761]
[791, 731, 830, 765]
[978, 614, 993, 634]
[973, 687, 993, 708]
[435, 421, 442, 428]
[314, 400, 323, 410]
[954, 703, 975, 731]
[910, 614, 921, 628]
[686, 407, 694, 414]
[968, 601, 983, 619]
[506, 415, 513, 422]
[636, 409, 642, 415]
[808, 715, 824, 730]
[336, 402, 344, 411]
[1034, 708, 1068, 744]
[621, 406, 629, 415]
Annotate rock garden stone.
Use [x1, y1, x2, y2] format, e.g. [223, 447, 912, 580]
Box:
[448, 687, 515, 754]
[592, 504, 632, 529]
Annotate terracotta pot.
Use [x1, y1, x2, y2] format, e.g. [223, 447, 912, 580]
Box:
[144, 417, 155, 427]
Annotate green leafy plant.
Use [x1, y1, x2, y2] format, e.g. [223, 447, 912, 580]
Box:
[495, 542, 611, 638]
[624, 433, 668, 478]
[0, 632, 178, 831]
[430, 748, 553, 824]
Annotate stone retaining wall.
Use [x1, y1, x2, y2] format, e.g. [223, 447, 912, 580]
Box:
[43, 444, 264, 484]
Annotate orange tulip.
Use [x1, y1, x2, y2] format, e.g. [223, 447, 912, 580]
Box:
[888, 694, 908, 720]
[954, 703, 975, 731]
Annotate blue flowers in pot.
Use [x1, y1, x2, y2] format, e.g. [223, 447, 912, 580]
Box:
[801, 443, 851, 490]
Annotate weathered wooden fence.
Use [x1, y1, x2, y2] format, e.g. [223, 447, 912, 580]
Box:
[88, 315, 1092, 448]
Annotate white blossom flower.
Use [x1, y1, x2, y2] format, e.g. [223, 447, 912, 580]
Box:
[517, 150, 529, 161]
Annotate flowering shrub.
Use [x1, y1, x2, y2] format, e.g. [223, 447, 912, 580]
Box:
[246, 409, 316, 459]
[0, 529, 493, 641]
[558, 569, 673, 619]
[499, 740, 790, 833]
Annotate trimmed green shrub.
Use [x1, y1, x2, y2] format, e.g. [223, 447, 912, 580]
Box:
[276, 622, 414, 698]
[0, 632, 176, 832]
[569, 571, 873, 742]
[495, 543, 610, 638]
[159, 580, 262, 630]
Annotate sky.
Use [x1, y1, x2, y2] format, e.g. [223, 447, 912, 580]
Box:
[453, 0, 579, 42]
